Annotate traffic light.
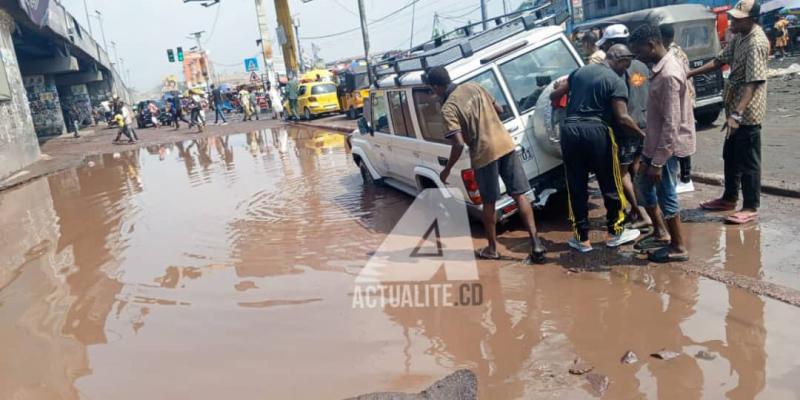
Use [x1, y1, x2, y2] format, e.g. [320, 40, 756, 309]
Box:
[177, 47, 184, 62]
[167, 49, 175, 63]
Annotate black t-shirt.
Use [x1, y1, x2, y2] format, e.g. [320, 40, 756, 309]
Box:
[625, 60, 650, 130]
[566, 63, 628, 125]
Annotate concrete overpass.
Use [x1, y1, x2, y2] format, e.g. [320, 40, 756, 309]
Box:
[0, 0, 132, 179]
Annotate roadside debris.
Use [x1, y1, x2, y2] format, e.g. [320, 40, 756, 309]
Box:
[620, 350, 639, 364]
[650, 349, 681, 361]
[585, 373, 610, 396]
[568, 358, 594, 375]
[695, 350, 717, 360]
[768, 63, 800, 78]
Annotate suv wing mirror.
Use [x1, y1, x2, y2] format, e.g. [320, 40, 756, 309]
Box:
[357, 117, 373, 136]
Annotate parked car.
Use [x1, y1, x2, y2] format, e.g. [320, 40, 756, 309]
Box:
[297, 82, 340, 120]
[350, 17, 578, 222]
[573, 4, 725, 126]
[136, 100, 165, 128]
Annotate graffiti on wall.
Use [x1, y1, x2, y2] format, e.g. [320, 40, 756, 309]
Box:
[59, 84, 93, 126]
[24, 74, 64, 136]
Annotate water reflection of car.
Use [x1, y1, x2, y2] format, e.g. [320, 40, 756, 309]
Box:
[303, 132, 346, 154]
[350, 18, 578, 223]
[298, 82, 340, 120]
[573, 4, 725, 126]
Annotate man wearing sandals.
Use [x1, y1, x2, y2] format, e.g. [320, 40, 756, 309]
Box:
[424, 67, 547, 264]
[629, 24, 696, 263]
[689, 0, 769, 225]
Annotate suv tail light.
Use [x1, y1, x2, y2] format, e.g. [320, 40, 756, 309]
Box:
[308, 96, 318, 103]
[461, 169, 482, 204]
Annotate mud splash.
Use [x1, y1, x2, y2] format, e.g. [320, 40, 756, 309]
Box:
[1, 126, 799, 399]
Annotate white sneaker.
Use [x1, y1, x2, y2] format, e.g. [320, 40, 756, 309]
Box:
[568, 237, 594, 253]
[676, 180, 695, 194]
[606, 228, 641, 248]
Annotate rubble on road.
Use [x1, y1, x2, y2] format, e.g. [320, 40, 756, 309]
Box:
[651, 349, 681, 361]
[621, 350, 639, 364]
[768, 63, 800, 79]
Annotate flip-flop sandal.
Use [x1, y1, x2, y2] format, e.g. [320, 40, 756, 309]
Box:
[475, 247, 501, 260]
[634, 237, 670, 252]
[725, 211, 758, 225]
[700, 198, 737, 211]
[648, 247, 689, 263]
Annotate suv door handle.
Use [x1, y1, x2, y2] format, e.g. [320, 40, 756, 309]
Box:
[437, 157, 448, 166]
[507, 125, 520, 133]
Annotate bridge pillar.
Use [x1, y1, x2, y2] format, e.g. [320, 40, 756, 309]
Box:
[0, 8, 41, 179]
[22, 74, 66, 137]
[57, 83, 93, 126]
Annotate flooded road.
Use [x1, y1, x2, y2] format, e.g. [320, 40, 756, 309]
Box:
[2, 126, 800, 399]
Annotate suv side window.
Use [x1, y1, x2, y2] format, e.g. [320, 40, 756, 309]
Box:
[412, 88, 448, 144]
[371, 91, 390, 133]
[499, 39, 580, 113]
[465, 70, 514, 121]
[387, 90, 415, 138]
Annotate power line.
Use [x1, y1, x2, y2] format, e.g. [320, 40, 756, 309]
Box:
[300, 0, 423, 40]
[202, 2, 222, 45]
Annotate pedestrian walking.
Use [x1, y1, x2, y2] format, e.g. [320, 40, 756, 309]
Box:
[121, 102, 139, 141]
[270, 86, 284, 120]
[210, 84, 228, 125]
[62, 103, 81, 138]
[549, 44, 645, 253]
[250, 88, 260, 121]
[171, 95, 191, 130]
[188, 92, 204, 132]
[147, 101, 160, 129]
[774, 15, 790, 58]
[691, 0, 769, 225]
[239, 87, 252, 121]
[425, 66, 547, 263]
[661, 24, 697, 194]
[112, 112, 135, 143]
[629, 24, 696, 263]
[287, 75, 300, 120]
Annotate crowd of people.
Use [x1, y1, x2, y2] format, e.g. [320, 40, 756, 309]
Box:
[430, 0, 769, 265]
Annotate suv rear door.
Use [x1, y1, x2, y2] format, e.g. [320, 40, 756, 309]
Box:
[385, 89, 420, 187]
[495, 36, 582, 176]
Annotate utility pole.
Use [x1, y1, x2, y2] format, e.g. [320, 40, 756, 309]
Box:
[409, 1, 416, 49]
[83, 0, 93, 36]
[480, 0, 488, 30]
[275, 0, 299, 77]
[254, 0, 274, 84]
[502, 0, 509, 15]
[356, 0, 372, 84]
[294, 18, 305, 73]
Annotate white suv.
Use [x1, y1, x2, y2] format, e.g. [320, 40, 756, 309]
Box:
[349, 19, 583, 222]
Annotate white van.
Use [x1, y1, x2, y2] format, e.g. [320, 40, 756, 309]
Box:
[349, 17, 584, 222]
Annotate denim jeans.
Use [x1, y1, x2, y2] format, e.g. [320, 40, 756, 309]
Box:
[636, 156, 680, 219]
[214, 104, 226, 123]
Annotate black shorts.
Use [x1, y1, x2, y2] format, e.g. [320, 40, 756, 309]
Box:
[615, 131, 643, 166]
[475, 151, 531, 204]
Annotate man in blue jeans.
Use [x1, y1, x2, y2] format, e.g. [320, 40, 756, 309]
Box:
[210, 84, 228, 125]
[630, 24, 696, 263]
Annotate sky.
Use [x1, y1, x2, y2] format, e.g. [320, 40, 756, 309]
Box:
[60, 0, 524, 91]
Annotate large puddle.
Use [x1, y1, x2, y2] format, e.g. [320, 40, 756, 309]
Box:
[2, 126, 799, 399]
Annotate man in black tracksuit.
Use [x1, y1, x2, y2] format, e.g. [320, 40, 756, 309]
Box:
[550, 44, 646, 253]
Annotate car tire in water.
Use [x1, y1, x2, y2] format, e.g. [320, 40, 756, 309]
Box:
[348, 107, 357, 120]
[359, 161, 379, 186]
[304, 108, 312, 121]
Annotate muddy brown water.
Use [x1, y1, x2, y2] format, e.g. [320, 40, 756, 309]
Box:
[2, 126, 800, 399]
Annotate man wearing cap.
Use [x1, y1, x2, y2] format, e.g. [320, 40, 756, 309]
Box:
[596, 24, 654, 232]
[690, 0, 769, 225]
[629, 24, 696, 263]
[549, 44, 646, 253]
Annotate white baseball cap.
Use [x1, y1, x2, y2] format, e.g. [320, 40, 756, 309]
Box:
[597, 24, 630, 47]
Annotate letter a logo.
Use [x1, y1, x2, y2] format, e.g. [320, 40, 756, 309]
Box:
[356, 189, 478, 283]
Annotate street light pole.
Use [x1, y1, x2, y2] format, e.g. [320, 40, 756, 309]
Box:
[293, 18, 305, 73]
[356, 0, 372, 84]
[94, 10, 108, 53]
[110, 40, 120, 68]
[83, 0, 93, 36]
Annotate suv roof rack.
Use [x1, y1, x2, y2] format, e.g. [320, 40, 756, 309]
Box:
[371, 1, 566, 82]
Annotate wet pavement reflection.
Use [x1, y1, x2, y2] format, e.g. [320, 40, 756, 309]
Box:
[1, 126, 800, 399]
